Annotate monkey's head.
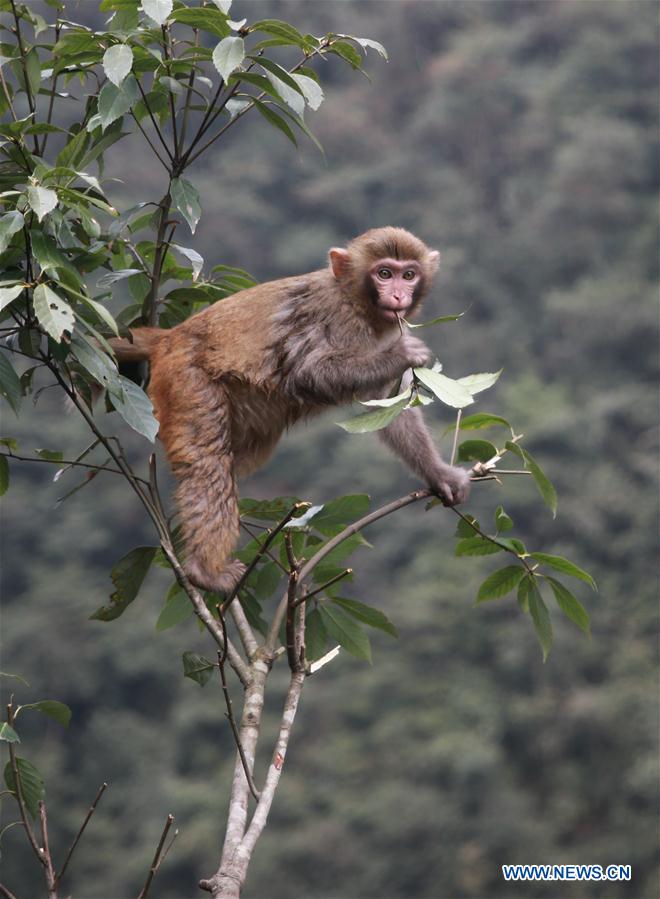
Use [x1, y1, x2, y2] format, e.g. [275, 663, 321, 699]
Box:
[329, 227, 440, 327]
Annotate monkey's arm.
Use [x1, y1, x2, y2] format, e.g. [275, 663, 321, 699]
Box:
[379, 406, 471, 505]
[287, 334, 430, 405]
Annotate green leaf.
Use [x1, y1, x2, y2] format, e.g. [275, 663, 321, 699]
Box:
[170, 244, 203, 281]
[452, 412, 511, 432]
[291, 73, 324, 110]
[182, 651, 215, 686]
[30, 230, 83, 286]
[0, 455, 8, 496]
[476, 565, 525, 602]
[319, 604, 371, 662]
[250, 19, 307, 48]
[4, 758, 44, 818]
[24, 47, 41, 98]
[253, 99, 298, 147]
[0, 723, 19, 743]
[70, 333, 119, 391]
[17, 700, 71, 727]
[170, 6, 230, 38]
[0, 211, 24, 254]
[331, 597, 398, 637]
[313, 533, 367, 583]
[90, 546, 157, 621]
[171, 176, 201, 235]
[360, 387, 412, 408]
[141, 0, 172, 27]
[304, 607, 327, 662]
[96, 75, 140, 131]
[454, 514, 479, 538]
[212, 36, 245, 82]
[457, 439, 497, 463]
[35, 449, 64, 461]
[56, 128, 90, 169]
[406, 311, 464, 329]
[527, 578, 553, 661]
[0, 350, 22, 416]
[309, 494, 370, 534]
[110, 375, 159, 442]
[413, 367, 474, 409]
[337, 397, 409, 433]
[33, 283, 74, 341]
[102, 43, 133, 87]
[156, 585, 193, 631]
[530, 553, 596, 590]
[27, 185, 58, 223]
[495, 505, 514, 532]
[455, 536, 503, 557]
[457, 369, 503, 395]
[353, 37, 388, 60]
[0, 283, 24, 314]
[517, 575, 531, 612]
[252, 561, 282, 599]
[62, 284, 119, 335]
[544, 576, 591, 634]
[522, 446, 557, 517]
[329, 40, 363, 70]
[239, 495, 300, 521]
[494, 536, 526, 554]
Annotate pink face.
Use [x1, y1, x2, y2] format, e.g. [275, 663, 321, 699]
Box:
[369, 258, 423, 323]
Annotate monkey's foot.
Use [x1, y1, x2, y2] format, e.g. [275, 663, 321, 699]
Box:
[186, 558, 247, 596]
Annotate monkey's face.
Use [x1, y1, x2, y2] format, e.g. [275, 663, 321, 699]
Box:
[368, 258, 424, 323]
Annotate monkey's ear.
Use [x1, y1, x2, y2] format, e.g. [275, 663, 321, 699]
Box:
[428, 250, 441, 273]
[329, 248, 350, 279]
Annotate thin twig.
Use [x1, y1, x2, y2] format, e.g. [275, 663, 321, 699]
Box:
[292, 568, 352, 608]
[135, 77, 174, 162]
[267, 489, 433, 650]
[239, 522, 289, 575]
[38, 802, 57, 896]
[221, 502, 309, 614]
[0, 67, 17, 122]
[39, 21, 61, 156]
[161, 25, 179, 158]
[0, 883, 19, 899]
[6, 707, 44, 866]
[284, 533, 301, 672]
[56, 783, 107, 886]
[217, 638, 260, 802]
[4, 452, 138, 480]
[141, 188, 172, 325]
[159, 541, 251, 687]
[130, 112, 170, 169]
[136, 814, 174, 899]
[450, 409, 462, 465]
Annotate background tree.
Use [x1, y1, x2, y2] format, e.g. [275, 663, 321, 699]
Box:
[1, 2, 657, 898]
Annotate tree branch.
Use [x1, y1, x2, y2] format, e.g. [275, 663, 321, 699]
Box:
[136, 814, 175, 899]
[56, 783, 107, 887]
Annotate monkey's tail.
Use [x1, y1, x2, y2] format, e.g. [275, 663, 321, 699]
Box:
[108, 327, 164, 363]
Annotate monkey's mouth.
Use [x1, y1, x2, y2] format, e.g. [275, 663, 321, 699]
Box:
[380, 307, 410, 322]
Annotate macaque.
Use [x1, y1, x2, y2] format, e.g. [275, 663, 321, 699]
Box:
[110, 227, 470, 593]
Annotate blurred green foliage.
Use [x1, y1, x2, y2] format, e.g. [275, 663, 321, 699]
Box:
[1, 1, 658, 898]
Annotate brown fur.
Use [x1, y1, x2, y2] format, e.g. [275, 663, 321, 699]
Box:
[109, 227, 468, 593]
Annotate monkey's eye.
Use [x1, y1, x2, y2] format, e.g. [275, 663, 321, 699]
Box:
[377, 268, 392, 279]
[402, 270, 417, 281]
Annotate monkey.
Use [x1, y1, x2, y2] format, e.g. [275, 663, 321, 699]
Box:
[109, 227, 471, 594]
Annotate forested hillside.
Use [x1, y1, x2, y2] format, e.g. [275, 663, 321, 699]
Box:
[2, 2, 658, 897]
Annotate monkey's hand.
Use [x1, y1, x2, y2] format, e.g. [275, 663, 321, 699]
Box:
[428, 463, 472, 506]
[397, 334, 433, 369]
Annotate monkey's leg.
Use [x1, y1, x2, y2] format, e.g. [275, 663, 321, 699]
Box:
[154, 366, 245, 594]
